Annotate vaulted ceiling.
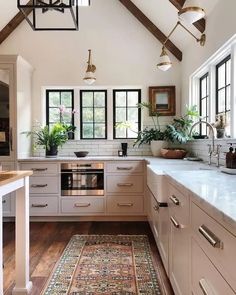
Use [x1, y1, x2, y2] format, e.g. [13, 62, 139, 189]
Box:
[0, 0, 220, 60]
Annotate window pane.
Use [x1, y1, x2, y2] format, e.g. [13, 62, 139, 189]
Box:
[116, 128, 126, 138]
[226, 86, 231, 111]
[82, 92, 93, 107]
[49, 92, 60, 106]
[127, 91, 139, 106]
[128, 108, 138, 122]
[218, 89, 225, 113]
[226, 59, 231, 85]
[49, 108, 60, 122]
[94, 124, 105, 138]
[94, 108, 105, 122]
[218, 64, 226, 89]
[128, 124, 138, 138]
[115, 92, 126, 106]
[201, 98, 206, 118]
[116, 108, 126, 122]
[94, 92, 105, 107]
[225, 112, 231, 137]
[61, 92, 72, 107]
[82, 108, 93, 122]
[83, 124, 93, 138]
[201, 78, 206, 98]
[62, 110, 72, 123]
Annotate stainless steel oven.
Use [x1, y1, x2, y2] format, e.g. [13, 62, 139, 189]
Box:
[61, 163, 104, 196]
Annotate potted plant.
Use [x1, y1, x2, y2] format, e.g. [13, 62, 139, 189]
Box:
[212, 114, 226, 138]
[25, 123, 68, 157]
[59, 105, 77, 140]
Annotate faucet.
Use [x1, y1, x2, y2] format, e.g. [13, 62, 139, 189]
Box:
[189, 120, 216, 165]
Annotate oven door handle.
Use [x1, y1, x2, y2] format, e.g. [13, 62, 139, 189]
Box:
[61, 171, 103, 174]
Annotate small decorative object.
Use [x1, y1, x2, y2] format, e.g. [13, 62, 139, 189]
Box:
[121, 143, 128, 156]
[149, 86, 176, 116]
[74, 151, 89, 158]
[160, 148, 187, 159]
[212, 114, 226, 139]
[24, 123, 68, 157]
[118, 150, 124, 157]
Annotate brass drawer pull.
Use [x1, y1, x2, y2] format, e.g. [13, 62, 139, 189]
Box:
[169, 195, 180, 205]
[32, 204, 48, 208]
[117, 203, 133, 207]
[170, 216, 180, 228]
[32, 168, 48, 172]
[2, 200, 6, 204]
[117, 183, 133, 187]
[117, 167, 132, 170]
[199, 278, 215, 295]
[31, 184, 48, 188]
[74, 203, 91, 208]
[199, 225, 222, 248]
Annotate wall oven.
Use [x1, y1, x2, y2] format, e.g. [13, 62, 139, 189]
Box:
[61, 163, 104, 196]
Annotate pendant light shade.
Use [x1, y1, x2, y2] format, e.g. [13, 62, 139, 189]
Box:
[157, 47, 172, 71]
[83, 49, 96, 85]
[178, 0, 205, 24]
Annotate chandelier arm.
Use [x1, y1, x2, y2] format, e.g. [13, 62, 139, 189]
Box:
[178, 21, 200, 42]
[163, 21, 180, 46]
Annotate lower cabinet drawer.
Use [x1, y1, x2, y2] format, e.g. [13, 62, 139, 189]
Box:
[107, 196, 144, 214]
[61, 197, 105, 214]
[29, 176, 59, 194]
[30, 196, 58, 215]
[191, 238, 235, 295]
[106, 175, 144, 193]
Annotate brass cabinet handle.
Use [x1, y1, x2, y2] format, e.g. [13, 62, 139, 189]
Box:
[32, 204, 48, 208]
[169, 195, 180, 205]
[117, 203, 133, 207]
[199, 225, 222, 249]
[170, 216, 180, 228]
[74, 203, 91, 208]
[31, 184, 48, 188]
[117, 167, 132, 170]
[32, 168, 48, 172]
[117, 183, 133, 187]
[199, 278, 215, 295]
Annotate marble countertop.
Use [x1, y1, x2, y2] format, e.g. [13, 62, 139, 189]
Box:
[0, 171, 33, 187]
[18, 156, 148, 162]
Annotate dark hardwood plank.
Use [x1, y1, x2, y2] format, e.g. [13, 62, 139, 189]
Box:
[3, 221, 173, 294]
[119, 0, 182, 61]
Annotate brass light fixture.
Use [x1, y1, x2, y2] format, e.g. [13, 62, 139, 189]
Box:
[157, 21, 206, 71]
[83, 49, 96, 85]
[178, 0, 205, 24]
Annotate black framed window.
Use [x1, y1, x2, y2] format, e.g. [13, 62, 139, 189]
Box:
[80, 90, 107, 139]
[216, 55, 231, 135]
[199, 73, 209, 136]
[46, 89, 75, 137]
[113, 89, 141, 139]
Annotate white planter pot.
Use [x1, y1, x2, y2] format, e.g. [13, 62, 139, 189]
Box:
[150, 140, 167, 157]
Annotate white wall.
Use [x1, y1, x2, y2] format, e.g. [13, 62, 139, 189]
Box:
[0, 0, 181, 128]
[181, 0, 236, 112]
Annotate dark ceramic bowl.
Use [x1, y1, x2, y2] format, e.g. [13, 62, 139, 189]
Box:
[74, 151, 89, 158]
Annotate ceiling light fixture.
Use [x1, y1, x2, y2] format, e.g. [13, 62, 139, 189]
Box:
[17, 0, 91, 31]
[178, 0, 205, 24]
[157, 21, 206, 71]
[83, 49, 96, 85]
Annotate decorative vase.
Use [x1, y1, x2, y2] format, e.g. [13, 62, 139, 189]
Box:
[160, 148, 187, 159]
[216, 128, 225, 139]
[67, 131, 74, 140]
[46, 145, 58, 157]
[150, 140, 166, 157]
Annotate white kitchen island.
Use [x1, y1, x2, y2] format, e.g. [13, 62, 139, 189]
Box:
[0, 171, 32, 295]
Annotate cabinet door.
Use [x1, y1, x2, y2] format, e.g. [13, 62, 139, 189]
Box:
[0, 64, 14, 160]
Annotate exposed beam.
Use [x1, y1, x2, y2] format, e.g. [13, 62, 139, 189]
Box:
[0, 1, 33, 45]
[169, 0, 206, 33]
[119, 0, 182, 61]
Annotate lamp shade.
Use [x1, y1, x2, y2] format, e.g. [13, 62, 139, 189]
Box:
[157, 47, 172, 71]
[178, 0, 205, 24]
[83, 71, 96, 85]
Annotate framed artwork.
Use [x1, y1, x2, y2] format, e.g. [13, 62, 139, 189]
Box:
[149, 86, 176, 116]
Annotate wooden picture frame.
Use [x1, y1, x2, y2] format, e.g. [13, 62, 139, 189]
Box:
[149, 86, 176, 116]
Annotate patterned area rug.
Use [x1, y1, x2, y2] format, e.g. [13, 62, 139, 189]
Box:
[42, 235, 163, 295]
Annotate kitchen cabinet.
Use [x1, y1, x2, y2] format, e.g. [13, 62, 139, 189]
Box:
[168, 180, 190, 295]
[0, 55, 33, 162]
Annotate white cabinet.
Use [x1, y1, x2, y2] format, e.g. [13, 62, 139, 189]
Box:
[168, 180, 190, 295]
[105, 161, 145, 216]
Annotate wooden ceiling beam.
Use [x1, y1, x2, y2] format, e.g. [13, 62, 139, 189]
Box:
[0, 1, 33, 45]
[119, 0, 182, 61]
[169, 0, 206, 33]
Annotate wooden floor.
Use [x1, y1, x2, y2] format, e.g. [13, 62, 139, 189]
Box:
[3, 221, 173, 295]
